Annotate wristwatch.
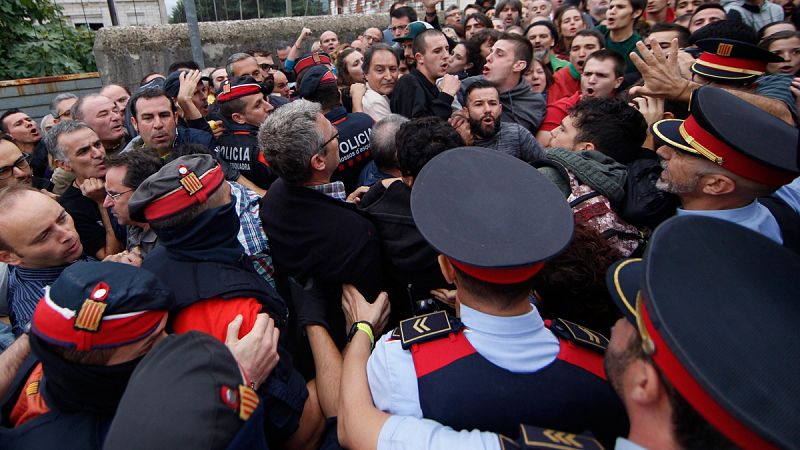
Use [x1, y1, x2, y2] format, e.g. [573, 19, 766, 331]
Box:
[347, 321, 375, 349]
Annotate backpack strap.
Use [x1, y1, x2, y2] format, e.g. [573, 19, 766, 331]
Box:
[759, 196, 800, 253]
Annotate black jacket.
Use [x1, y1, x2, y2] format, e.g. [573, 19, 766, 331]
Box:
[359, 180, 451, 322]
[390, 69, 455, 121]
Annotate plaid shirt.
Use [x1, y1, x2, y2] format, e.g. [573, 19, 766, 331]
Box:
[307, 181, 347, 202]
[229, 181, 275, 287]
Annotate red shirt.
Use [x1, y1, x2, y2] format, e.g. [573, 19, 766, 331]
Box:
[548, 64, 581, 105]
[540, 92, 582, 132]
[171, 297, 263, 342]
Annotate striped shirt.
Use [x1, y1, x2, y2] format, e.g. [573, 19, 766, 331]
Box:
[8, 265, 71, 335]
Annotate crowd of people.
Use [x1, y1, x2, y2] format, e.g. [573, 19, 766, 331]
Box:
[0, 0, 800, 447]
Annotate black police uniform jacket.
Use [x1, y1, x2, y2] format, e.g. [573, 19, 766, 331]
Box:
[212, 122, 277, 190]
[325, 106, 374, 194]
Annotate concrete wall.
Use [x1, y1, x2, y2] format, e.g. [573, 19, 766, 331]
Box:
[93, 14, 390, 91]
[0, 73, 102, 123]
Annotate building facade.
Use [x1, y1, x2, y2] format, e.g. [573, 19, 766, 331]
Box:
[54, 0, 168, 28]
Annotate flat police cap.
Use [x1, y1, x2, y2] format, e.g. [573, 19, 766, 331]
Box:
[105, 332, 266, 450]
[216, 75, 272, 103]
[606, 215, 800, 449]
[691, 38, 783, 82]
[293, 51, 332, 78]
[298, 65, 338, 99]
[411, 147, 574, 284]
[30, 262, 174, 351]
[652, 86, 799, 186]
[128, 154, 225, 223]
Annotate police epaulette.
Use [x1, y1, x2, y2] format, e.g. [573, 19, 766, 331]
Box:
[399, 310, 461, 350]
[516, 424, 605, 450]
[549, 318, 609, 352]
[387, 327, 401, 341]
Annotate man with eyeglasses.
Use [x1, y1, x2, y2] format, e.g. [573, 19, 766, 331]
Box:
[258, 99, 383, 378]
[0, 138, 52, 191]
[364, 27, 385, 50]
[102, 150, 163, 260]
[49, 93, 78, 125]
[0, 109, 49, 179]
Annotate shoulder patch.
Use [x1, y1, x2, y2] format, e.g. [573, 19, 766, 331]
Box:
[518, 424, 605, 450]
[387, 327, 402, 342]
[499, 434, 521, 449]
[549, 318, 609, 352]
[399, 310, 459, 350]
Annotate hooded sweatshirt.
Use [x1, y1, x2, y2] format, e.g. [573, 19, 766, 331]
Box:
[459, 76, 546, 133]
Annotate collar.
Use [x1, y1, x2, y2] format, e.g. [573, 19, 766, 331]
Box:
[324, 105, 348, 124]
[459, 302, 543, 337]
[306, 181, 347, 201]
[14, 263, 73, 281]
[676, 200, 761, 220]
[614, 437, 650, 450]
[569, 63, 581, 80]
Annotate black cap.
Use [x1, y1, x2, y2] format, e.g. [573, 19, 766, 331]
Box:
[30, 261, 174, 351]
[163, 70, 183, 98]
[105, 331, 266, 450]
[607, 215, 800, 449]
[410, 147, 574, 284]
[651, 86, 799, 186]
[691, 38, 783, 82]
[297, 65, 338, 99]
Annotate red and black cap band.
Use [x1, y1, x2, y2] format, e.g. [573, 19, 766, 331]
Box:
[142, 164, 225, 221]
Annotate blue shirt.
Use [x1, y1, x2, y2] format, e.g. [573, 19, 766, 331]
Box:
[775, 176, 800, 214]
[675, 201, 783, 244]
[230, 181, 275, 287]
[378, 415, 502, 450]
[8, 264, 72, 335]
[367, 303, 560, 417]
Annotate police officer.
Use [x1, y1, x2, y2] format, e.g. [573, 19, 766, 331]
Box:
[213, 77, 277, 193]
[366, 147, 628, 445]
[298, 66, 375, 193]
[0, 261, 174, 449]
[128, 155, 323, 450]
[651, 86, 800, 249]
[106, 332, 268, 450]
[605, 215, 800, 449]
[690, 38, 784, 87]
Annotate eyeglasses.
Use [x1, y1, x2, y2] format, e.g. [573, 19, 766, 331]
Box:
[390, 24, 409, 33]
[365, 34, 383, 42]
[106, 189, 133, 202]
[259, 63, 278, 71]
[320, 132, 339, 150]
[0, 153, 30, 180]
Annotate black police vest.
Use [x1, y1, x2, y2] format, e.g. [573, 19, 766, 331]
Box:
[213, 130, 277, 190]
[142, 246, 288, 329]
[0, 357, 109, 450]
[405, 317, 628, 445]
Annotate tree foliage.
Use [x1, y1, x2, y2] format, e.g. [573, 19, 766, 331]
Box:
[0, 0, 97, 80]
[170, 0, 326, 23]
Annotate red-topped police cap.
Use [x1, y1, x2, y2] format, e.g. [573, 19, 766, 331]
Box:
[293, 51, 332, 77]
[105, 332, 265, 450]
[128, 154, 225, 223]
[30, 262, 174, 352]
[607, 215, 800, 450]
[691, 38, 783, 82]
[216, 75, 272, 103]
[297, 65, 338, 99]
[652, 86, 799, 186]
[410, 147, 574, 284]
